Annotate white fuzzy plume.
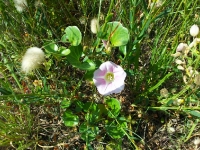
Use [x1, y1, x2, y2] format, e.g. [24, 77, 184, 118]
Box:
[13, 0, 27, 12]
[21, 47, 45, 74]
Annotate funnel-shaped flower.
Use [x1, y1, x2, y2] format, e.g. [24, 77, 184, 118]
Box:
[93, 61, 126, 96]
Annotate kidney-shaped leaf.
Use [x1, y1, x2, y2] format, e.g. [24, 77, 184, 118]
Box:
[79, 123, 99, 142]
[59, 46, 71, 56]
[105, 98, 121, 118]
[60, 99, 71, 109]
[79, 60, 96, 70]
[43, 42, 58, 53]
[105, 120, 127, 139]
[66, 45, 96, 70]
[66, 45, 82, 64]
[84, 103, 101, 124]
[62, 110, 79, 127]
[62, 26, 82, 46]
[104, 22, 129, 47]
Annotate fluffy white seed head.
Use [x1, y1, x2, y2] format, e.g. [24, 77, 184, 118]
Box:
[190, 24, 199, 37]
[13, 0, 27, 12]
[90, 18, 99, 34]
[21, 47, 45, 74]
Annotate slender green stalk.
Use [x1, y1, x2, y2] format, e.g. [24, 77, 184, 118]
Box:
[184, 119, 199, 142]
[149, 106, 200, 110]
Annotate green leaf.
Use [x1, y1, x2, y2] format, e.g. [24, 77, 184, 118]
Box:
[0, 88, 12, 95]
[188, 110, 200, 118]
[60, 98, 71, 109]
[85, 103, 101, 124]
[74, 101, 84, 112]
[105, 120, 127, 139]
[63, 26, 82, 46]
[59, 46, 70, 56]
[79, 123, 99, 142]
[98, 104, 108, 116]
[105, 98, 121, 118]
[43, 42, 58, 53]
[43, 43, 71, 57]
[101, 22, 129, 47]
[83, 102, 101, 123]
[66, 45, 96, 70]
[84, 70, 95, 81]
[83, 102, 93, 112]
[62, 110, 79, 127]
[67, 45, 82, 63]
[119, 45, 127, 56]
[61, 34, 68, 42]
[106, 141, 122, 150]
[79, 59, 96, 70]
[105, 13, 114, 22]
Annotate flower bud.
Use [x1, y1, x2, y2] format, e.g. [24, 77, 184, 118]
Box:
[190, 24, 199, 37]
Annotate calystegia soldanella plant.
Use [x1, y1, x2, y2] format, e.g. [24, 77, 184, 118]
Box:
[43, 16, 133, 148]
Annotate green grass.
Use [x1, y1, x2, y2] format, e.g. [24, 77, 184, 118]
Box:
[1, 0, 200, 149]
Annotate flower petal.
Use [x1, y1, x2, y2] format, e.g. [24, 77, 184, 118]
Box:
[93, 68, 107, 79]
[102, 81, 125, 95]
[103, 61, 116, 72]
[93, 78, 108, 95]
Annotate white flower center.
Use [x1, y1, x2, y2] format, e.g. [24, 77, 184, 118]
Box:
[105, 72, 114, 82]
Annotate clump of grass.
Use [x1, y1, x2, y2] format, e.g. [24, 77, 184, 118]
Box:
[0, 103, 33, 149]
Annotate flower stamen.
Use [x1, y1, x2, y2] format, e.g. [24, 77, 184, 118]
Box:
[105, 72, 114, 82]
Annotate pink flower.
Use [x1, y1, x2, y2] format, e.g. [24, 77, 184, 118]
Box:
[93, 61, 126, 96]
